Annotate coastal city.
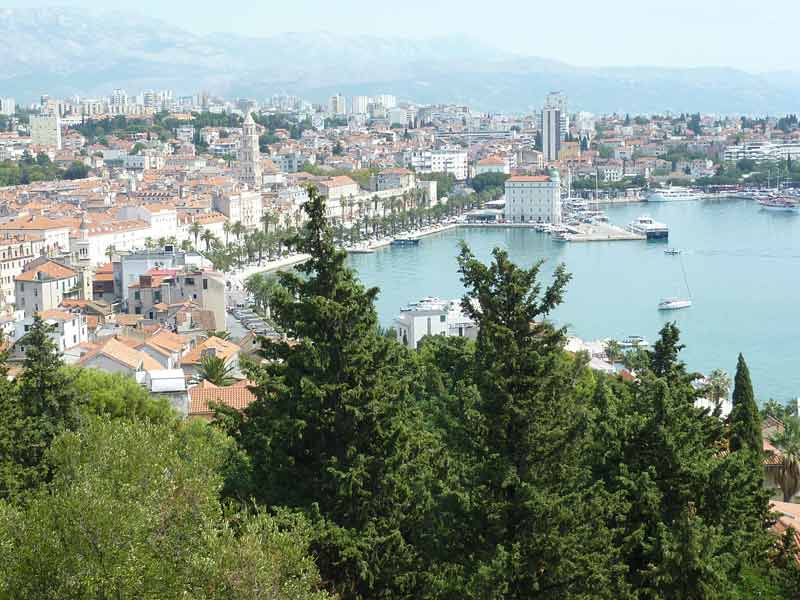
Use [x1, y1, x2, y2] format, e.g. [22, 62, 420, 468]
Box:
[2, 1, 800, 595]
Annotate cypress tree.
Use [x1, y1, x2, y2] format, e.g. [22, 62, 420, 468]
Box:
[233, 187, 442, 599]
[729, 354, 762, 453]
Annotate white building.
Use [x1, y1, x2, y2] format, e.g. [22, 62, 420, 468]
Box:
[503, 172, 562, 225]
[544, 91, 569, 141]
[0, 98, 15, 116]
[723, 141, 800, 163]
[375, 94, 397, 109]
[394, 297, 478, 350]
[30, 114, 62, 150]
[350, 95, 371, 115]
[213, 190, 263, 230]
[475, 156, 510, 175]
[117, 204, 178, 241]
[388, 107, 408, 126]
[328, 94, 347, 116]
[13, 309, 88, 353]
[405, 149, 469, 180]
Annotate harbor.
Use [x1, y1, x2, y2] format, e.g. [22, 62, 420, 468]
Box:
[347, 197, 800, 401]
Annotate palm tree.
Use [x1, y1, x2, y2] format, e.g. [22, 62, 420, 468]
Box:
[189, 222, 202, 248]
[200, 229, 215, 252]
[223, 221, 232, 246]
[604, 339, 623, 363]
[703, 368, 732, 406]
[105, 244, 116, 264]
[196, 354, 236, 386]
[771, 417, 800, 502]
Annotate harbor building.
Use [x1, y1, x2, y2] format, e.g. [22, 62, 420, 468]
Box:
[503, 171, 562, 225]
[394, 297, 477, 350]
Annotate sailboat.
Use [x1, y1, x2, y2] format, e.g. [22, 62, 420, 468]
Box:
[658, 255, 693, 310]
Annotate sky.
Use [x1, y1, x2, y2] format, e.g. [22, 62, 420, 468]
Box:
[8, 0, 800, 71]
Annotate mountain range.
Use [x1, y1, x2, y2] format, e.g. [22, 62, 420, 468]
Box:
[1, 7, 798, 115]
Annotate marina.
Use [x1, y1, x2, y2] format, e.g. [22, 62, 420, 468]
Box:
[348, 197, 800, 401]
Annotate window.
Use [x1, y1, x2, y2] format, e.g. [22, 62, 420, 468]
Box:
[439, 315, 446, 323]
[134, 291, 140, 300]
[184, 277, 195, 285]
[202, 279, 208, 290]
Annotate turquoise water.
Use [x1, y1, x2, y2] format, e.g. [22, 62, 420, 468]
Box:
[347, 198, 800, 402]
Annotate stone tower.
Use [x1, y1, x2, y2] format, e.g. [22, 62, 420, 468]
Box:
[239, 111, 262, 190]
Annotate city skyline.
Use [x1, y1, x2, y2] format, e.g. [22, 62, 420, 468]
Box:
[4, 0, 800, 72]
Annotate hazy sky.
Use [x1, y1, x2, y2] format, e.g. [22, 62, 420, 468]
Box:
[11, 0, 800, 71]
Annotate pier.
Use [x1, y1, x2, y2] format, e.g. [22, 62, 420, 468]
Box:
[559, 222, 644, 242]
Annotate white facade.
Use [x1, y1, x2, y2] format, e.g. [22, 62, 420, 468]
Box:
[375, 94, 397, 109]
[405, 149, 469, 180]
[350, 95, 371, 115]
[394, 297, 478, 350]
[30, 115, 62, 150]
[14, 311, 88, 352]
[723, 141, 800, 162]
[503, 172, 562, 225]
[328, 94, 347, 116]
[117, 205, 178, 241]
[544, 92, 569, 141]
[213, 190, 263, 230]
[0, 98, 15, 116]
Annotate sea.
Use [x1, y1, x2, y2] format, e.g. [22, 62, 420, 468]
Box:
[347, 198, 800, 402]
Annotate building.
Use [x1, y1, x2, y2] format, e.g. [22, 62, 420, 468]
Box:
[188, 380, 256, 420]
[371, 168, 416, 192]
[350, 95, 371, 115]
[544, 91, 569, 141]
[30, 114, 62, 150]
[475, 156, 510, 175]
[238, 111, 262, 190]
[375, 94, 397, 109]
[14, 259, 81, 317]
[328, 94, 346, 116]
[503, 172, 562, 225]
[542, 108, 561, 163]
[394, 297, 478, 350]
[12, 309, 88, 355]
[213, 190, 263, 230]
[0, 98, 15, 116]
[0, 236, 47, 308]
[405, 149, 469, 180]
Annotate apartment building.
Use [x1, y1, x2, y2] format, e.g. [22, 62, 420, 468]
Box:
[14, 259, 81, 317]
[503, 172, 562, 225]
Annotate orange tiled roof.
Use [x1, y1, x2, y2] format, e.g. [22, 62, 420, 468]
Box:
[507, 175, 551, 182]
[181, 336, 240, 365]
[189, 380, 256, 417]
[78, 337, 162, 371]
[16, 260, 76, 282]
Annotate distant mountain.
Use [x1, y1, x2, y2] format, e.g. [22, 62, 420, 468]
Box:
[1, 7, 798, 114]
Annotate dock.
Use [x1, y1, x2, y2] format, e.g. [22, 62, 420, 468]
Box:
[560, 222, 645, 242]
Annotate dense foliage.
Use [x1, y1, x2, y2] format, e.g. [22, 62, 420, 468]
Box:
[0, 152, 89, 186]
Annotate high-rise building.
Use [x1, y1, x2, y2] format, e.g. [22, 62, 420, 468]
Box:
[328, 94, 346, 116]
[375, 94, 397, 109]
[238, 111, 262, 190]
[544, 91, 569, 141]
[542, 108, 561, 163]
[0, 98, 15, 116]
[30, 114, 62, 150]
[350, 95, 371, 115]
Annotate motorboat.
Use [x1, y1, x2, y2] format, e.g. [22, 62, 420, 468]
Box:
[646, 187, 701, 202]
[758, 196, 800, 212]
[664, 248, 682, 255]
[627, 215, 669, 240]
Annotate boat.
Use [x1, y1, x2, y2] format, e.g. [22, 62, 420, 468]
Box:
[627, 215, 669, 240]
[664, 248, 682, 255]
[757, 196, 800, 212]
[391, 237, 420, 246]
[347, 246, 376, 254]
[658, 255, 693, 311]
[619, 335, 649, 348]
[646, 187, 701, 202]
[658, 298, 693, 310]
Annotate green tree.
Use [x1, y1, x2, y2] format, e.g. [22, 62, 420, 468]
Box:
[231, 186, 442, 599]
[729, 354, 761, 453]
[447, 244, 623, 598]
[0, 418, 332, 600]
[703, 368, 732, 407]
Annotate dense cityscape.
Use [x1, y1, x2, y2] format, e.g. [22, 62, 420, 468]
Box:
[2, 9, 800, 597]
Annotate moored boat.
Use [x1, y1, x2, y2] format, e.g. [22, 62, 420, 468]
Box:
[658, 298, 693, 310]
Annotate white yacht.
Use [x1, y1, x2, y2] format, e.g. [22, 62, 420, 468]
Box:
[647, 187, 701, 202]
[627, 215, 669, 240]
[658, 298, 693, 311]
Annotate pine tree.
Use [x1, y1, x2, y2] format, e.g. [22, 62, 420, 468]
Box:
[729, 354, 762, 453]
[233, 187, 442, 599]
